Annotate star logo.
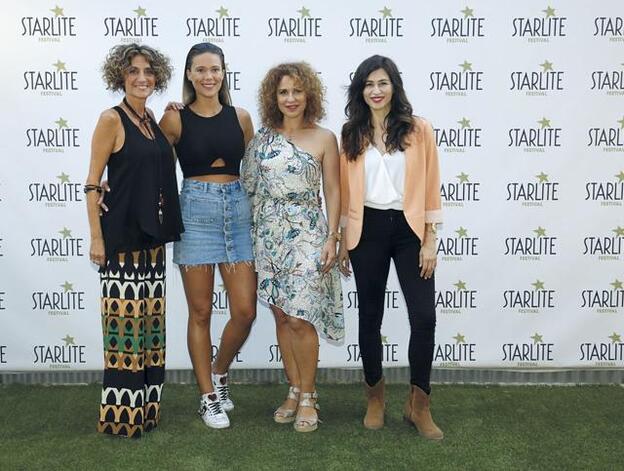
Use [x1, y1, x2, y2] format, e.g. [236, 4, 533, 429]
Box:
[61, 281, 73, 292]
[56, 172, 70, 184]
[55, 117, 68, 129]
[52, 60, 66, 71]
[612, 226, 624, 237]
[533, 227, 547, 237]
[216, 6, 229, 18]
[133, 6, 147, 17]
[617, 117, 624, 129]
[454, 280, 467, 291]
[540, 60, 553, 72]
[298, 6, 311, 18]
[459, 60, 472, 72]
[461, 7, 474, 18]
[532, 280, 545, 290]
[379, 7, 392, 18]
[50, 5, 64, 17]
[608, 332, 622, 343]
[543, 6, 556, 18]
[535, 172, 549, 183]
[456, 172, 470, 183]
[538, 117, 551, 129]
[611, 279, 623, 290]
[58, 227, 72, 238]
[530, 332, 543, 344]
[457, 117, 471, 129]
[381, 335, 388, 343]
[615, 171, 624, 183]
[62, 334, 75, 346]
[453, 333, 466, 344]
[455, 227, 468, 238]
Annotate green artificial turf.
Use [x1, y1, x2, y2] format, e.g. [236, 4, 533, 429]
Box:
[0, 384, 622, 470]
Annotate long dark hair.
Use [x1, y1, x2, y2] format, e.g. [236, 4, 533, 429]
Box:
[182, 42, 231, 106]
[341, 55, 414, 161]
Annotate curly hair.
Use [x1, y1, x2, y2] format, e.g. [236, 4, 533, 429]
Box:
[101, 43, 172, 93]
[258, 62, 325, 129]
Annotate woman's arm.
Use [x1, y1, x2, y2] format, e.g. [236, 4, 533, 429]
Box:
[159, 109, 182, 146]
[320, 130, 340, 273]
[235, 107, 254, 147]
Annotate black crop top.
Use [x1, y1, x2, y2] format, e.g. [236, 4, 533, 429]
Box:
[174, 104, 246, 178]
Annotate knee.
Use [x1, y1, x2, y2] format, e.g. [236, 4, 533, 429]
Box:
[232, 307, 256, 326]
[286, 316, 311, 335]
[189, 304, 212, 327]
[409, 313, 436, 332]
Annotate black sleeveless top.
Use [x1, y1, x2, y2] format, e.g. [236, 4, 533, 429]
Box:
[174, 104, 245, 178]
[100, 106, 183, 259]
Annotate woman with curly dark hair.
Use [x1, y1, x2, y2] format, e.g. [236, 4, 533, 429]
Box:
[241, 62, 344, 433]
[338, 55, 444, 439]
[85, 43, 183, 438]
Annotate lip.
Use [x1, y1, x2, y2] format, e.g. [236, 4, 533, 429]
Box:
[285, 104, 299, 111]
[370, 96, 384, 103]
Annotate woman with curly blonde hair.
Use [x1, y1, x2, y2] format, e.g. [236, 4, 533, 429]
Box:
[85, 43, 183, 438]
[241, 62, 344, 432]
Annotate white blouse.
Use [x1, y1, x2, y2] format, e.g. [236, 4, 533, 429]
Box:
[364, 145, 406, 210]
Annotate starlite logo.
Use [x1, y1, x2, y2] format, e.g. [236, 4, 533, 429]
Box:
[590, 63, 624, 96]
[504, 226, 557, 261]
[212, 284, 229, 315]
[502, 333, 555, 367]
[580, 278, 624, 313]
[435, 117, 482, 153]
[503, 279, 555, 313]
[506, 172, 559, 207]
[23, 59, 78, 96]
[268, 344, 282, 363]
[435, 280, 477, 314]
[28, 172, 82, 207]
[25, 117, 80, 153]
[31, 280, 85, 317]
[438, 226, 479, 262]
[104, 6, 158, 42]
[441, 172, 480, 207]
[211, 344, 242, 363]
[225, 63, 241, 92]
[510, 60, 564, 96]
[579, 332, 624, 367]
[587, 117, 624, 152]
[346, 287, 400, 310]
[30, 226, 84, 262]
[20, 5, 77, 42]
[512, 6, 566, 42]
[0, 291, 5, 310]
[186, 6, 240, 42]
[433, 333, 477, 367]
[268, 6, 322, 43]
[0, 346, 6, 364]
[349, 6, 404, 43]
[346, 334, 398, 363]
[593, 16, 624, 42]
[430, 6, 485, 43]
[585, 171, 624, 207]
[583, 226, 624, 261]
[33, 334, 86, 369]
[508, 117, 561, 152]
[430, 60, 483, 97]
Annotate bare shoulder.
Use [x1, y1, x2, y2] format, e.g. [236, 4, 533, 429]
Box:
[160, 108, 181, 125]
[314, 125, 338, 145]
[98, 108, 121, 127]
[235, 106, 251, 122]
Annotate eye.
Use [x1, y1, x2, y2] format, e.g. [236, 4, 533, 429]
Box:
[144, 68, 155, 76]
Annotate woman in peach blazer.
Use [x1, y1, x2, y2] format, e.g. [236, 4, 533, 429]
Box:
[337, 55, 443, 440]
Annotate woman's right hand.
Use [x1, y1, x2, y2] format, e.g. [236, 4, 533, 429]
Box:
[90, 237, 106, 267]
[165, 101, 185, 112]
[337, 241, 351, 277]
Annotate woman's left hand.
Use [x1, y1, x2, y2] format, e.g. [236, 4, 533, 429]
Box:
[320, 239, 337, 274]
[419, 240, 437, 279]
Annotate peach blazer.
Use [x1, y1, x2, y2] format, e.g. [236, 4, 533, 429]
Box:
[340, 117, 443, 250]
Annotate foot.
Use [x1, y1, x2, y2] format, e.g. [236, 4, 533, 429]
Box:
[212, 371, 234, 412]
[198, 392, 230, 429]
[294, 391, 320, 433]
[274, 386, 300, 424]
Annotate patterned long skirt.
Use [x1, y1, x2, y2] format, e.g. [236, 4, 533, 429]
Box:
[98, 246, 166, 438]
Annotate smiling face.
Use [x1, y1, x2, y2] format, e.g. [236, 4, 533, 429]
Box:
[186, 51, 224, 100]
[276, 75, 307, 120]
[123, 54, 156, 99]
[362, 68, 393, 113]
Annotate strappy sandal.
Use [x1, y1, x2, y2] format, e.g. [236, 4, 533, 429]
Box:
[294, 391, 320, 432]
[273, 386, 300, 424]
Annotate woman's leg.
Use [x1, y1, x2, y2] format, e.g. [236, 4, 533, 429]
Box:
[271, 306, 301, 415]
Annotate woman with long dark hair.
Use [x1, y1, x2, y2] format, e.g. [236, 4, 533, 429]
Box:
[338, 55, 444, 439]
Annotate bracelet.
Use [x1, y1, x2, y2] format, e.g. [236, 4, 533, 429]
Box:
[83, 184, 103, 194]
[328, 231, 342, 241]
[427, 224, 438, 235]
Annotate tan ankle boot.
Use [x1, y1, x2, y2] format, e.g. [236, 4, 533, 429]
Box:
[403, 385, 443, 440]
[363, 378, 385, 430]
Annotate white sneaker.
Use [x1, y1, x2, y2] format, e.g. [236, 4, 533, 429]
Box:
[212, 371, 234, 412]
[198, 393, 230, 429]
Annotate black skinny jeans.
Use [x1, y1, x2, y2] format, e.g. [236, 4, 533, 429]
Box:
[349, 207, 436, 394]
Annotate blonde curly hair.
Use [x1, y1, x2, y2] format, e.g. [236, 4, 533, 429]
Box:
[258, 62, 325, 129]
[101, 43, 172, 93]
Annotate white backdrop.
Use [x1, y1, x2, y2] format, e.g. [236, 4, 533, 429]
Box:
[1, 0, 623, 371]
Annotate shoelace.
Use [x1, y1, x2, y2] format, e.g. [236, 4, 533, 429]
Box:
[199, 398, 224, 416]
[216, 383, 230, 402]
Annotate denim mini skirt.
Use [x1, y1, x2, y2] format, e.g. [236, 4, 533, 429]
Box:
[173, 179, 254, 266]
